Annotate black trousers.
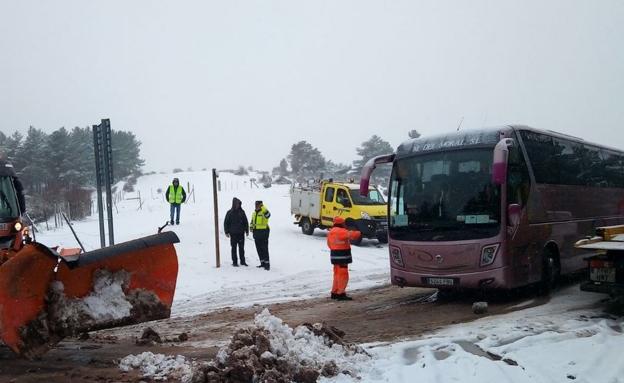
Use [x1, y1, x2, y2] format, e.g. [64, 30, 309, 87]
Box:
[230, 233, 246, 265]
[253, 229, 270, 265]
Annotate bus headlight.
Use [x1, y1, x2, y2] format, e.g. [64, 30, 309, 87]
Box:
[361, 211, 371, 220]
[14, 222, 23, 232]
[480, 244, 500, 267]
[390, 246, 404, 267]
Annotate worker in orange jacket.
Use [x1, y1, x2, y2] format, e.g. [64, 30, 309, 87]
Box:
[327, 216, 361, 301]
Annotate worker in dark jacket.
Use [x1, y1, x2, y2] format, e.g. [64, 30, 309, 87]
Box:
[327, 216, 361, 301]
[224, 197, 249, 267]
[165, 178, 186, 225]
[250, 200, 271, 270]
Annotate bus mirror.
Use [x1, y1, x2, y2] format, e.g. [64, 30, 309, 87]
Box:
[360, 154, 395, 196]
[492, 138, 514, 185]
[507, 203, 521, 227]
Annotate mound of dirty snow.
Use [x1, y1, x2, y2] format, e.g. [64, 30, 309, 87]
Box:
[119, 351, 194, 382]
[195, 309, 369, 382]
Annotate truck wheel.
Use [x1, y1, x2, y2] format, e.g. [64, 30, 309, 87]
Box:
[350, 236, 363, 246]
[539, 248, 560, 295]
[301, 218, 315, 235]
[377, 234, 388, 244]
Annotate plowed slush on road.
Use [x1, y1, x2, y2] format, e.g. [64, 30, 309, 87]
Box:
[0, 284, 548, 382]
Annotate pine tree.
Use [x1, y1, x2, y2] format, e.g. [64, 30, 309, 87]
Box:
[17, 127, 48, 193]
[278, 158, 289, 176]
[111, 131, 145, 182]
[287, 141, 326, 177]
[44, 127, 73, 202]
[353, 135, 394, 171]
[66, 127, 95, 187]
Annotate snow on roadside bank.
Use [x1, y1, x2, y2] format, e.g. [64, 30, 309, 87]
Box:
[347, 287, 624, 383]
[37, 170, 390, 316]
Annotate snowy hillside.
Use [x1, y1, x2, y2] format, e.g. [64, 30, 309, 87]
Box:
[37, 170, 390, 316]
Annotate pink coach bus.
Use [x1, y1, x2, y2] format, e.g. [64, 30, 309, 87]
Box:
[360, 126, 624, 291]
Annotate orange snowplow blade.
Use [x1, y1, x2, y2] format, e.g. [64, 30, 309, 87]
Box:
[0, 231, 179, 358]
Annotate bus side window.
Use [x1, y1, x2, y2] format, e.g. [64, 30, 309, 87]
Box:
[507, 144, 530, 207]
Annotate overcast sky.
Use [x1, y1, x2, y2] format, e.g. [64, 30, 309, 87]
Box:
[1, 1, 623, 172]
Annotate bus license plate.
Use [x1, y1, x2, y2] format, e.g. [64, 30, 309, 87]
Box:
[590, 268, 616, 283]
[427, 277, 455, 286]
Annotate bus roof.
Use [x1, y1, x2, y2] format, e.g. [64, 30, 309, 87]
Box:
[396, 125, 623, 159]
[396, 126, 510, 158]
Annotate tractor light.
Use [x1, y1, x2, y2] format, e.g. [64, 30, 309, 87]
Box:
[361, 211, 371, 220]
[480, 244, 500, 267]
[14, 222, 23, 232]
[390, 246, 404, 267]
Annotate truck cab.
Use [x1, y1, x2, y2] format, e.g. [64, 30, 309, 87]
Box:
[291, 180, 388, 244]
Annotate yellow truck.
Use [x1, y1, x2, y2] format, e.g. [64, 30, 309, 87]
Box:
[290, 180, 388, 244]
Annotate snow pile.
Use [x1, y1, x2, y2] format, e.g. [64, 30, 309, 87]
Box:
[50, 269, 133, 325]
[193, 309, 369, 382]
[253, 309, 368, 374]
[119, 351, 194, 382]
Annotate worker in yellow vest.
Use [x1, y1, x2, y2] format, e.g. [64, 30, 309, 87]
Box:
[250, 200, 271, 270]
[165, 178, 186, 225]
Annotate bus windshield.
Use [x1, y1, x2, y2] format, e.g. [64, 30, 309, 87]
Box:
[389, 148, 501, 241]
[350, 188, 386, 205]
[0, 176, 20, 220]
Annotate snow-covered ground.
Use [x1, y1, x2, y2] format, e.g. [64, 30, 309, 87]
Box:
[37, 170, 624, 382]
[352, 287, 624, 383]
[37, 170, 389, 316]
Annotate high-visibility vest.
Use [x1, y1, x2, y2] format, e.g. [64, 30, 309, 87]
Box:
[168, 185, 184, 204]
[251, 206, 271, 230]
[327, 227, 361, 265]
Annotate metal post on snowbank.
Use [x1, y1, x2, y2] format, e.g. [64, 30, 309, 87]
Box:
[212, 168, 221, 268]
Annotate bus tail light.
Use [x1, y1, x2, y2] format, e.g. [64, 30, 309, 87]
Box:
[390, 246, 404, 267]
[480, 244, 500, 267]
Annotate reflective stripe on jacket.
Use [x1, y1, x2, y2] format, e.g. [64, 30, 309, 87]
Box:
[250, 206, 271, 230]
[167, 185, 184, 204]
[327, 227, 361, 265]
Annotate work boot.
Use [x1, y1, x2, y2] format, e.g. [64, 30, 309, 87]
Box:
[264, 264, 270, 271]
[232, 263, 239, 267]
[331, 293, 340, 300]
[170, 220, 174, 225]
[257, 264, 265, 268]
[241, 262, 248, 266]
[336, 294, 353, 301]
[176, 221, 180, 225]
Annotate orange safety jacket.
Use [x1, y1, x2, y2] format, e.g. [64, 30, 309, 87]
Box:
[327, 227, 361, 265]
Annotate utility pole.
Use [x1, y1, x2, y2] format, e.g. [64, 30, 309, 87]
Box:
[212, 168, 220, 268]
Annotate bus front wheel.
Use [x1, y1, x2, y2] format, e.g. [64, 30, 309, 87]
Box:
[540, 248, 560, 295]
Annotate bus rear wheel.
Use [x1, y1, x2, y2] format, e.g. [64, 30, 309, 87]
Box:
[301, 218, 315, 235]
[539, 248, 560, 295]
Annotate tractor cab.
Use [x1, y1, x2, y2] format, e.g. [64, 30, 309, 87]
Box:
[0, 160, 26, 253]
